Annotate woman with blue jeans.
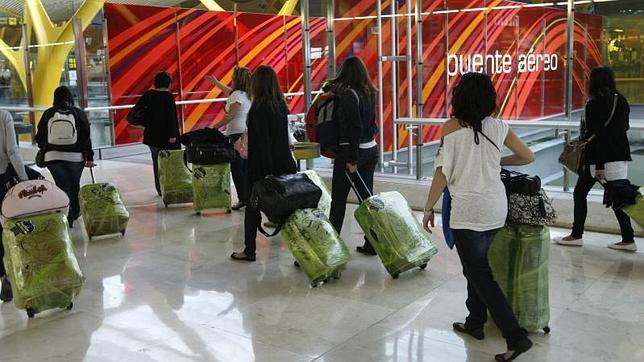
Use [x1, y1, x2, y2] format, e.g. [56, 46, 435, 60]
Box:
[423, 73, 535, 361]
[35, 86, 94, 228]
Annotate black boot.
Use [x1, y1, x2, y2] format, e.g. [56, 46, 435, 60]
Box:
[1, 278, 13, 302]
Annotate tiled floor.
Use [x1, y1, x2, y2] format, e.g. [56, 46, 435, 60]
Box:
[1, 159, 643, 362]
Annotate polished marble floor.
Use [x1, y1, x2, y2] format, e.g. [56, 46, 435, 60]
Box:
[1, 159, 643, 362]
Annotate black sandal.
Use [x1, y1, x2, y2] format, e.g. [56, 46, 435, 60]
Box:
[452, 322, 484, 340]
[495, 338, 533, 361]
[230, 252, 256, 262]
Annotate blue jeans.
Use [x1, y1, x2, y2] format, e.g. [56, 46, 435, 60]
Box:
[453, 228, 527, 349]
[47, 161, 85, 220]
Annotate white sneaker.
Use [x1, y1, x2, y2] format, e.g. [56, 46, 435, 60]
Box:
[608, 242, 637, 252]
[554, 236, 583, 246]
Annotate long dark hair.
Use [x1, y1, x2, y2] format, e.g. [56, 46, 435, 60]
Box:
[232, 67, 251, 94]
[53, 86, 74, 109]
[451, 72, 497, 141]
[589, 66, 617, 99]
[330, 56, 376, 98]
[250, 65, 284, 110]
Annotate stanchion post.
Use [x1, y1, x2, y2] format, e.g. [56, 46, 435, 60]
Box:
[301, 0, 313, 169]
[415, 0, 423, 180]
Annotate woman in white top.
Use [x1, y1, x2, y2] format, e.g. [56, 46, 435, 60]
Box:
[423, 73, 535, 362]
[0, 110, 28, 302]
[206, 67, 252, 210]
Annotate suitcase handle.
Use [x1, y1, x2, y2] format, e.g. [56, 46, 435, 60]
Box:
[89, 166, 96, 184]
[344, 171, 372, 204]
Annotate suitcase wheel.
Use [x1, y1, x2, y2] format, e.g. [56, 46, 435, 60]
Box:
[164, 202, 169, 208]
[391, 273, 400, 279]
[120, 230, 126, 236]
[196, 211, 201, 215]
[543, 326, 550, 334]
[331, 271, 341, 280]
[226, 209, 232, 214]
[419, 263, 428, 270]
[310, 281, 320, 288]
[294, 261, 300, 268]
[66, 303, 73, 310]
[26, 308, 35, 319]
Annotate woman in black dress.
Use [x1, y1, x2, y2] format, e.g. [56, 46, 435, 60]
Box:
[230, 66, 296, 262]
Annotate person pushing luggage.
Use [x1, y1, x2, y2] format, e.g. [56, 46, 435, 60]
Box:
[0, 110, 29, 302]
[35, 86, 94, 228]
[422, 72, 535, 362]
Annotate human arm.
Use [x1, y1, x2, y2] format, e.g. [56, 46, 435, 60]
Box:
[213, 102, 241, 129]
[205, 75, 232, 96]
[1, 111, 28, 180]
[500, 129, 534, 166]
[249, 102, 276, 175]
[168, 97, 180, 143]
[422, 167, 447, 233]
[337, 89, 362, 170]
[75, 108, 95, 165]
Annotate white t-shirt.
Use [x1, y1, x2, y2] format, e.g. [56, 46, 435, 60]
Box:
[435, 117, 509, 231]
[224, 90, 250, 136]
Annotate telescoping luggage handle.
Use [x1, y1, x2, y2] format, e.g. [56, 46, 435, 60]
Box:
[344, 171, 373, 204]
[89, 166, 97, 184]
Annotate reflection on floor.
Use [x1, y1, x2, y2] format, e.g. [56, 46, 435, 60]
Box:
[1, 159, 642, 362]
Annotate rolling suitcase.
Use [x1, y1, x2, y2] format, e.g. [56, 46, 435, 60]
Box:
[622, 187, 644, 229]
[299, 170, 331, 217]
[192, 163, 232, 214]
[281, 208, 351, 287]
[488, 222, 551, 333]
[2, 212, 84, 318]
[349, 173, 439, 279]
[158, 149, 193, 206]
[79, 167, 129, 238]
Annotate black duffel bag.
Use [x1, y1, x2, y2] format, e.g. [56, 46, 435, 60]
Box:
[501, 169, 556, 225]
[185, 142, 236, 165]
[250, 173, 322, 236]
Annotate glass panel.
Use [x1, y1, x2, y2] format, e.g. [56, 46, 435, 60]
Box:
[105, 4, 180, 145]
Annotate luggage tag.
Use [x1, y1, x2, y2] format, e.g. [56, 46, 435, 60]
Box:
[10, 220, 35, 236]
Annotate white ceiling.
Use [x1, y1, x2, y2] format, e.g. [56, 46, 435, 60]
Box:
[0, 1, 193, 22]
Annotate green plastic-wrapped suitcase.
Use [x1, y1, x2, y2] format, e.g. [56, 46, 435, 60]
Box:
[488, 222, 550, 333]
[282, 208, 351, 287]
[79, 168, 129, 238]
[158, 149, 193, 206]
[300, 170, 331, 217]
[351, 173, 438, 279]
[623, 188, 644, 229]
[192, 163, 232, 214]
[2, 213, 84, 318]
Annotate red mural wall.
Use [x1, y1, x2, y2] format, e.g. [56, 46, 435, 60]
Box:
[105, 2, 601, 148]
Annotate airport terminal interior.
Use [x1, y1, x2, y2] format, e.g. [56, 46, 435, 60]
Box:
[1, 0, 644, 361]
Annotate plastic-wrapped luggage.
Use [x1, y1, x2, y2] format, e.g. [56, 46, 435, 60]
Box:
[2, 212, 84, 318]
[192, 163, 232, 214]
[623, 188, 644, 229]
[488, 222, 550, 333]
[282, 208, 351, 287]
[351, 174, 438, 278]
[158, 149, 193, 206]
[79, 168, 129, 238]
[299, 170, 331, 217]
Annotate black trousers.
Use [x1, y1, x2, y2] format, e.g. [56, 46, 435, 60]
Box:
[149, 146, 162, 196]
[453, 228, 528, 349]
[243, 205, 261, 257]
[572, 167, 634, 241]
[228, 133, 248, 204]
[329, 146, 379, 234]
[47, 161, 85, 219]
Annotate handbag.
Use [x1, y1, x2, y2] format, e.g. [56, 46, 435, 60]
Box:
[501, 169, 556, 225]
[234, 131, 248, 159]
[559, 93, 618, 173]
[126, 103, 148, 127]
[184, 142, 235, 165]
[3, 165, 44, 192]
[35, 149, 46, 167]
[250, 173, 322, 236]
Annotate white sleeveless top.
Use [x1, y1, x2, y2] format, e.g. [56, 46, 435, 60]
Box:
[435, 117, 509, 231]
